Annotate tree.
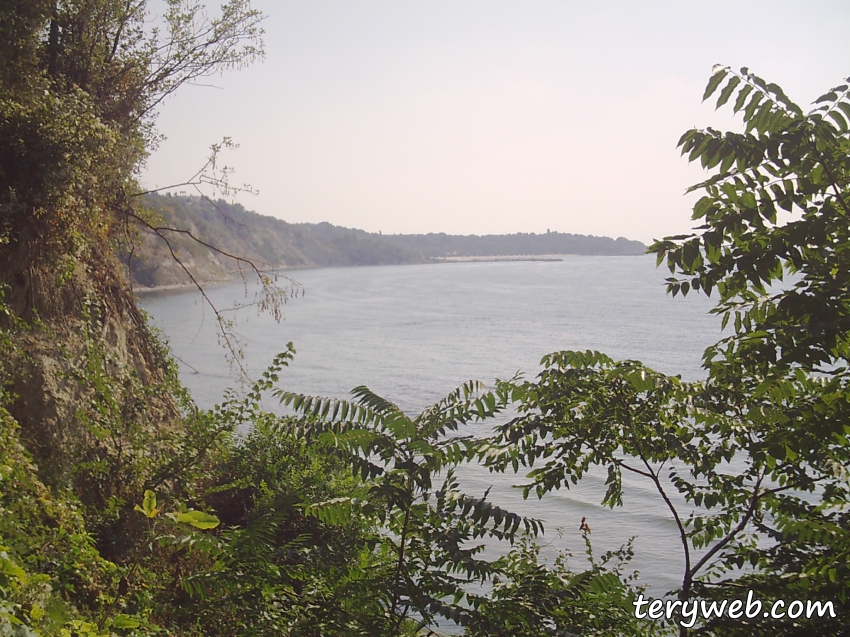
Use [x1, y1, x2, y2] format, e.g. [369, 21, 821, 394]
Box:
[278, 378, 539, 635]
[277, 375, 648, 636]
[0, 0, 263, 255]
[654, 65, 850, 635]
[485, 67, 850, 636]
[0, 4, 283, 631]
[0, 0, 289, 383]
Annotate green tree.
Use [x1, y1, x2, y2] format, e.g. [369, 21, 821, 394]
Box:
[486, 67, 850, 636]
[0, 0, 263, 259]
[123, 351, 375, 636]
[278, 377, 647, 636]
[654, 66, 850, 635]
[278, 379, 536, 635]
[0, 0, 288, 383]
[0, 3, 284, 635]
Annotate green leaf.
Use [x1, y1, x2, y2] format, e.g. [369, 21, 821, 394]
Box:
[749, 101, 772, 133]
[0, 554, 26, 580]
[836, 100, 850, 125]
[306, 497, 356, 525]
[733, 83, 754, 113]
[136, 490, 160, 518]
[716, 76, 741, 108]
[719, 149, 736, 175]
[112, 614, 141, 629]
[693, 196, 714, 220]
[703, 67, 728, 101]
[176, 510, 220, 529]
[814, 91, 838, 104]
[677, 129, 697, 149]
[743, 92, 764, 122]
[827, 109, 848, 132]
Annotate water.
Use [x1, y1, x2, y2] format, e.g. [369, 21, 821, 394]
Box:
[139, 255, 720, 595]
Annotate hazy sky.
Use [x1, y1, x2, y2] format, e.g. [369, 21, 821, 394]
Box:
[142, 1, 850, 243]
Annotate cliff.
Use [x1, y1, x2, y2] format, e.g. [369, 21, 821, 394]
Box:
[0, 242, 181, 491]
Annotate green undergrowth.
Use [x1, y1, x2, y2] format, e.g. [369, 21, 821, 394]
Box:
[1, 409, 117, 637]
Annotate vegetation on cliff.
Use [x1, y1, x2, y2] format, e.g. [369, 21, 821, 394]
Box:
[128, 194, 423, 288]
[381, 230, 644, 259]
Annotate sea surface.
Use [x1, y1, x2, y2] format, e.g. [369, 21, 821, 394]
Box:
[138, 255, 721, 596]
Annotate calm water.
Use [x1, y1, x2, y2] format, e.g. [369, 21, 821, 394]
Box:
[139, 255, 720, 595]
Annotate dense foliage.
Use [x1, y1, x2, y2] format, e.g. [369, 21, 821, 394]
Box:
[129, 195, 424, 288]
[657, 67, 850, 635]
[381, 230, 644, 259]
[0, 0, 263, 265]
[0, 311, 647, 635]
[276, 377, 649, 635]
[301, 225, 645, 261]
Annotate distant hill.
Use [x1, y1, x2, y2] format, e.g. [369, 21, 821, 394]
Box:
[127, 195, 421, 288]
[127, 194, 645, 289]
[383, 231, 645, 258]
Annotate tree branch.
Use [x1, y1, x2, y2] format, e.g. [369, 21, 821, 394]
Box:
[688, 471, 765, 580]
[123, 208, 254, 380]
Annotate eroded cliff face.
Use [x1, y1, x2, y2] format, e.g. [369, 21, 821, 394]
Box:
[1, 242, 180, 491]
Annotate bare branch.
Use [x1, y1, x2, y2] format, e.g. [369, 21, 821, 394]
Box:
[122, 204, 300, 382]
[128, 209, 250, 379]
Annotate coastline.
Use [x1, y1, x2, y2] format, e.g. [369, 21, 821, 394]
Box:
[133, 263, 305, 294]
[133, 253, 647, 293]
[435, 254, 566, 263]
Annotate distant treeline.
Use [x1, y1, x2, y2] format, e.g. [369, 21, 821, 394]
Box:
[129, 194, 645, 288]
[381, 230, 645, 258]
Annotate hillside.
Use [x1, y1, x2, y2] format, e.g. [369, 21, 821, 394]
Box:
[129, 194, 646, 288]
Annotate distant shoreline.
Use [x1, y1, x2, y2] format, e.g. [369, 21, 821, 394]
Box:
[133, 253, 647, 294]
[436, 255, 565, 263]
[132, 195, 646, 290]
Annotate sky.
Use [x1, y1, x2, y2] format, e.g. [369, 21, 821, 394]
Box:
[141, 1, 850, 244]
